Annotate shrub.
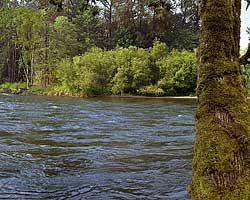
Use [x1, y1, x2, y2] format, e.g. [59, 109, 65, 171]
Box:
[157, 49, 197, 95]
[111, 46, 153, 95]
[54, 43, 197, 97]
[138, 85, 165, 96]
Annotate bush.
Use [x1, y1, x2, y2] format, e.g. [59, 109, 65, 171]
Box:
[55, 47, 117, 96]
[0, 82, 26, 90]
[111, 46, 153, 95]
[138, 85, 165, 96]
[56, 58, 79, 94]
[54, 43, 197, 97]
[157, 49, 197, 95]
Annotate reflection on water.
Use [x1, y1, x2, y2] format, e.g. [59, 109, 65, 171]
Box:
[0, 94, 195, 200]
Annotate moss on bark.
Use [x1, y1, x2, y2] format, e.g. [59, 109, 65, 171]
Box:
[189, 0, 250, 199]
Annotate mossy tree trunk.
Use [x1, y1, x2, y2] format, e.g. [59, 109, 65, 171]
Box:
[189, 0, 250, 199]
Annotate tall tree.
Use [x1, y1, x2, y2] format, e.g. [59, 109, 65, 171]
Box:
[189, 0, 250, 199]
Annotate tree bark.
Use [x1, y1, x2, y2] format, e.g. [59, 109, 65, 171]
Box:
[41, 0, 50, 87]
[189, 0, 250, 199]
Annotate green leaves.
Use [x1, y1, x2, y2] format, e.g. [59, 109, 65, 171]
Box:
[157, 49, 197, 95]
[111, 46, 153, 95]
[54, 43, 197, 96]
[51, 16, 79, 61]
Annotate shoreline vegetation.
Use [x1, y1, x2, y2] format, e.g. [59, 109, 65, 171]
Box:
[0, 43, 198, 98]
[0, 84, 197, 99]
[0, 3, 200, 99]
[1, 43, 250, 100]
[1, 45, 249, 100]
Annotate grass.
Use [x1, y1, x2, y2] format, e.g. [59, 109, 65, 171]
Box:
[0, 82, 27, 90]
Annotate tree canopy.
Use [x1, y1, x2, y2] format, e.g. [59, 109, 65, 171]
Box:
[0, 0, 200, 95]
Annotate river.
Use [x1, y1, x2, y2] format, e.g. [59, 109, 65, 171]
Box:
[0, 94, 195, 200]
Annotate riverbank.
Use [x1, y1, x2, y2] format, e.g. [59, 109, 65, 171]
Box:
[98, 95, 197, 99]
[0, 82, 198, 99]
[0, 85, 197, 99]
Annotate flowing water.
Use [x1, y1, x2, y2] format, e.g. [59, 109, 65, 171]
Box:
[0, 94, 195, 200]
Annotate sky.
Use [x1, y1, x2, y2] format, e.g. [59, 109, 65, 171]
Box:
[241, 0, 250, 50]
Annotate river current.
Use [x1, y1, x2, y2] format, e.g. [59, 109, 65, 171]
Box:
[0, 94, 195, 200]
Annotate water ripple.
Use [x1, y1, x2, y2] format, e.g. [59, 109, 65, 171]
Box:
[0, 94, 195, 199]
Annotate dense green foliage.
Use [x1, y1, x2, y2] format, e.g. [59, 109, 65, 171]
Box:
[0, 0, 200, 96]
[0, 42, 197, 96]
[157, 49, 197, 95]
[54, 42, 197, 96]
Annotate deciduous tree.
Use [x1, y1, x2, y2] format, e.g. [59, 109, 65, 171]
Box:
[189, 0, 250, 199]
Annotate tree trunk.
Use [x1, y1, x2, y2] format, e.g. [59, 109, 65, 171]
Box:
[41, 30, 49, 87]
[189, 0, 250, 199]
[30, 46, 35, 86]
[108, 1, 113, 49]
[41, 0, 50, 87]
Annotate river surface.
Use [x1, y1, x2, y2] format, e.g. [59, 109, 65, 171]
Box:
[0, 94, 195, 200]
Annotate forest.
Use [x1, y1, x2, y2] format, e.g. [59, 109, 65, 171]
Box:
[0, 0, 201, 96]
